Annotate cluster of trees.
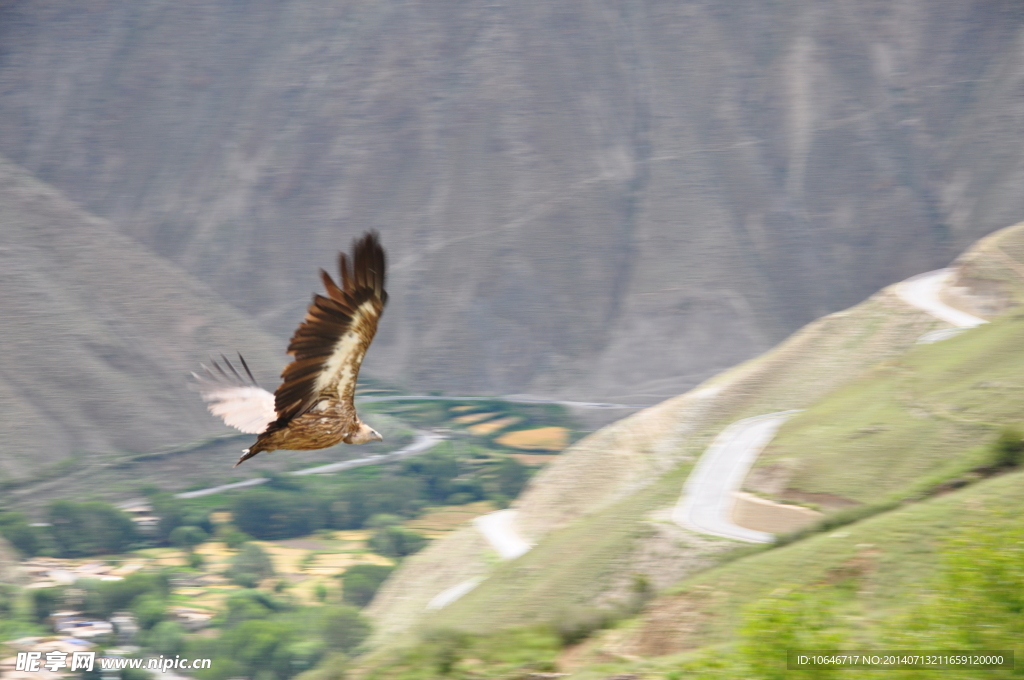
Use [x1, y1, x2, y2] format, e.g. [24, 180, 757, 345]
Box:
[0, 448, 532, 557]
[225, 543, 276, 589]
[146, 490, 214, 544]
[10, 569, 372, 680]
[183, 589, 371, 680]
[23, 571, 176, 652]
[0, 501, 138, 558]
[230, 450, 530, 541]
[0, 491, 217, 559]
[340, 564, 394, 608]
[0, 571, 177, 650]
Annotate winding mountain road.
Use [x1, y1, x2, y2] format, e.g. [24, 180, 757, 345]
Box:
[359, 394, 647, 409]
[424, 264, 994, 612]
[174, 430, 443, 499]
[673, 412, 799, 543]
[894, 269, 987, 329]
[674, 266, 990, 543]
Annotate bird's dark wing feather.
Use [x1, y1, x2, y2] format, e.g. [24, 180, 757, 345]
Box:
[271, 232, 387, 426]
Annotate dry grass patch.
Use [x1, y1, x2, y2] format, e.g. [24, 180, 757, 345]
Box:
[300, 552, 378, 577]
[150, 550, 189, 567]
[405, 501, 495, 537]
[355, 553, 394, 567]
[292, 578, 332, 605]
[453, 411, 496, 424]
[496, 426, 569, 451]
[195, 542, 235, 567]
[467, 416, 522, 436]
[190, 586, 241, 610]
[509, 453, 556, 467]
[314, 553, 359, 569]
[253, 542, 309, 573]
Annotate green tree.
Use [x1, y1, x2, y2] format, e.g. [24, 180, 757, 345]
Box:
[496, 457, 529, 498]
[84, 572, 170, 619]
[0, 512, 41, 556]
[228, 543, 275, 588]
[368, 526, 427, 558]
[401, 451, 460, 503]
[327, 478, 424, 529]
[231, 489, 326, 540]
[147, 491, 187, 544]
[169, 525, 208, 552]
[223, 590, 285, 627]
[991, 427, 1023, 468]
[30, 587, 64, 623]
[366, 514, 403, 529]
[219, 619, 294, 676]
[320, 605, 371, 654]
[341, 564, 395, 608]
[121, 667, 154, 680]
[146, 620, 185, 656]
[217, 525, 251, 549]
[132, 593, 166, 630]
[47, 501, 136, 557]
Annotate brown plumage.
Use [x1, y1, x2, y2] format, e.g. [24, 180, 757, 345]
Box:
[194, 232, 387, 466]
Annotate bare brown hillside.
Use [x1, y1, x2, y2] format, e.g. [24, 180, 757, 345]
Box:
[2, 1, 1024, 401]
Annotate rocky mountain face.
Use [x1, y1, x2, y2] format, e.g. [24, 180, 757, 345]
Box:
[1, 1, 1024, 405]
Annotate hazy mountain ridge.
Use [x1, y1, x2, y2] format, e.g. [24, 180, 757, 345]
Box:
[2, 1, 1024, 400]
[0, 154, 286, 483]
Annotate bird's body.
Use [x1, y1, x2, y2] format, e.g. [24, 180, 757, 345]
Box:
[251, 399, 366, 452]
[194, 232, 387, 466]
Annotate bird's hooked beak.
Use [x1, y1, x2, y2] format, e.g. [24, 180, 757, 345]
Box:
[372, 429, 383, 442]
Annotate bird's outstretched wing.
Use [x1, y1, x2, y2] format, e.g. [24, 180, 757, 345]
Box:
[271, 231, 387, 426]
[193, 355, 277, 435]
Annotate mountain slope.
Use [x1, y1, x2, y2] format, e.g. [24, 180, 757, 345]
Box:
[3, 1, 1024, 400]
[366, 277, 945, 642]
[364, 222, 1024, 649]
[749, 309, 1024, 506]
[360, 466, 1024, 678]
[0, 154, 285, 485]
[608, 465, 1024, 665]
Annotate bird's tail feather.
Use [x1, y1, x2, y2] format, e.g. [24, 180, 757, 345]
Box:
[234, 448, 259, 467]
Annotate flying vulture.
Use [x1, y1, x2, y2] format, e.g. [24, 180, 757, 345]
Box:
[194, 232, 387, 466]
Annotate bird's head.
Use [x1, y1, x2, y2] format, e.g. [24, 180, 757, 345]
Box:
[351, 421, 383, 444]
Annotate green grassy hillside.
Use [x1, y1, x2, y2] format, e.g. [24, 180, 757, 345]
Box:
[357, 467, 1024, 679]
[592, 466, 1024, 679]
[367, 255, 951, 646]
[357, 224, 1024, 678]
[750, 309, 1024, 505]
